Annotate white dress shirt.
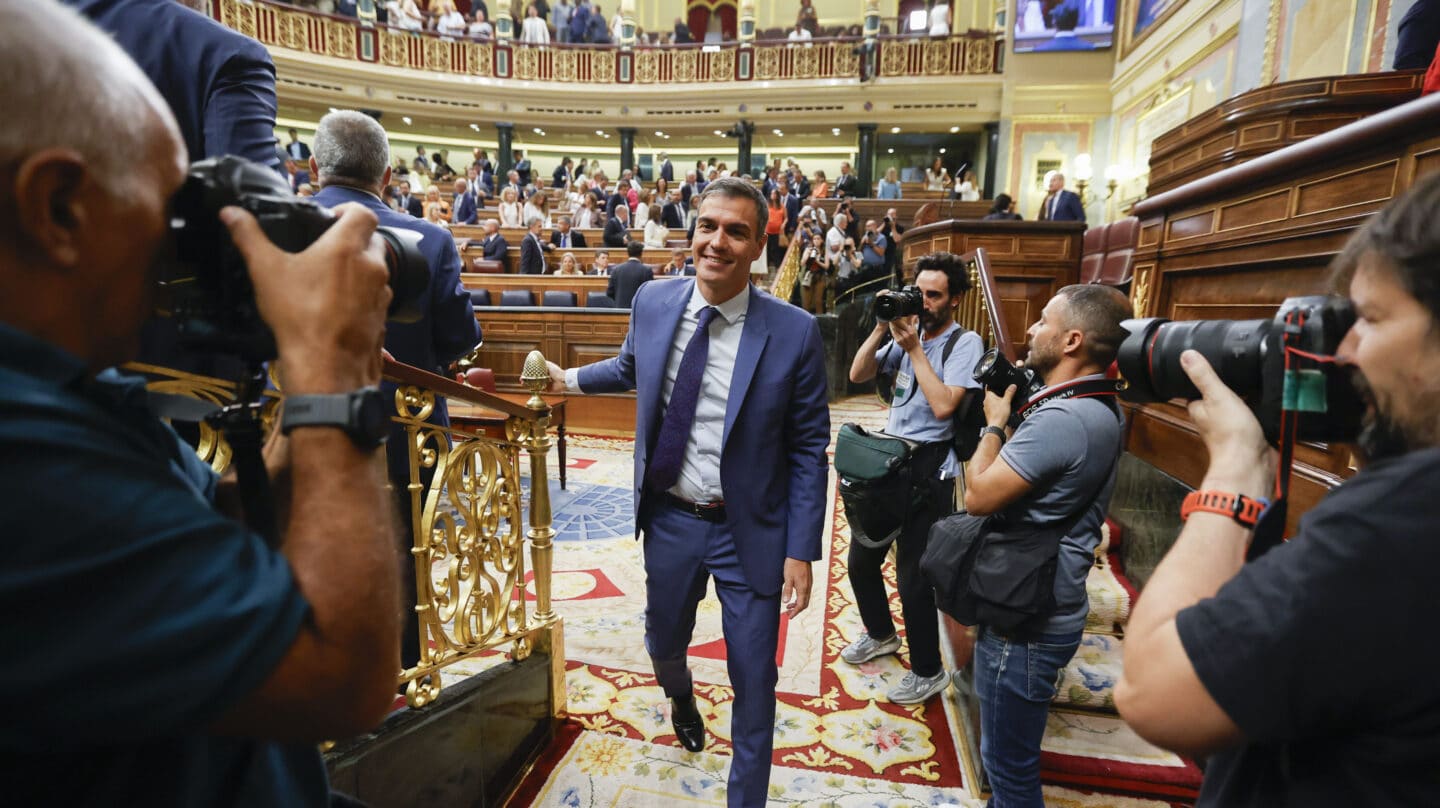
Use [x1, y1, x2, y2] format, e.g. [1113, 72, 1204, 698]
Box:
[567, 284, 747, 503]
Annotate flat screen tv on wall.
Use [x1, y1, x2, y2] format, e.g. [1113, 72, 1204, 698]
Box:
[1013, 0, 1116, 53]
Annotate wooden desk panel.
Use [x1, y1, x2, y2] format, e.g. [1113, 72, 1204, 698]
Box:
[1126, 89, 1440, 527]
[472, 308, 637, 432]
[460, 269, 684, 307]
[900, 220, 1083, 359]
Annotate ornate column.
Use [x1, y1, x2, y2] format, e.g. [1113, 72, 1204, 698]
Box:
[738, 0, 756, 44]
[494, 0, 516, 42]
[856, 123, 877, 198]
[983, 121, 1000, 199]
[735, 120, 754, 179]
[496, 122, 514, 178]
[618, 127, 636, 175]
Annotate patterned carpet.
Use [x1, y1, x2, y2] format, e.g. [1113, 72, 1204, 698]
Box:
[500, 396, 1189, 806]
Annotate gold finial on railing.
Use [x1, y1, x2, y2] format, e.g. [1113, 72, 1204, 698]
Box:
[515, 349, 557, 624]
[521, 350, 551, 411]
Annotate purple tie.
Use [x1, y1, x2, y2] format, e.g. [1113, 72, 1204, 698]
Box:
[646, 306, 718, 493]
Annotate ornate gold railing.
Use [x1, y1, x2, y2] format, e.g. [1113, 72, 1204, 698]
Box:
[217, 0, 1002, 82]
[128, 353, 561, 710]
[769, 229, 805, 304]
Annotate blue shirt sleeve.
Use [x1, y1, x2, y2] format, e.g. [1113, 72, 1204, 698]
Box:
[0, 424, 309, 745]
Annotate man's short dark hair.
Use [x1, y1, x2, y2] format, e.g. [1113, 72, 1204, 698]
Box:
[626, 240, 645, 258]
[696, 176, 768, 238]
[1331, 171, 1440, 327]
[1056, 284, 1131, 366]
[913, 252, 972, 297]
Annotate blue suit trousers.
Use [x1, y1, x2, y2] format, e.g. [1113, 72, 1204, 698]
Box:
[643, 503, 780, 808]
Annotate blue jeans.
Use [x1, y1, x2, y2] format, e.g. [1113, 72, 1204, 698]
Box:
[974, 626, 1083, 808]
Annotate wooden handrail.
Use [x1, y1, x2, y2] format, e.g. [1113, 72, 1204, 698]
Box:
[382, 356, 540, 420]
[958, 247, 1017, 362]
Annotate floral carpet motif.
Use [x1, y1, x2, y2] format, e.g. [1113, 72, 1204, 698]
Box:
[511, 401, 1195, 805]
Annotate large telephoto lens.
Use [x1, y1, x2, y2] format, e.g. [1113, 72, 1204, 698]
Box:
[1117, 317, 1270, 403]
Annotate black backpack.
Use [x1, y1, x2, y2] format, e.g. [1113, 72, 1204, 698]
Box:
[875, 327, 986, 462]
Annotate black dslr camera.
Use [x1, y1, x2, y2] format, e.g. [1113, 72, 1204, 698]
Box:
[875, 285, 923, 322]
[973, 347, 1046, 413]
[165, 156, 431, 362]
[1116, 295, 1362, 442]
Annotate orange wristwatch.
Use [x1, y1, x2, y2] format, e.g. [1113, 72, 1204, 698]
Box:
[1180, 490, 1271, 528]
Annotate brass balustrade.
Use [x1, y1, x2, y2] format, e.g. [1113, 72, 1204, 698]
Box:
[955, 247, 1014, 360]
[217, 0, 1002, 82]
[128, 355, 562, 711]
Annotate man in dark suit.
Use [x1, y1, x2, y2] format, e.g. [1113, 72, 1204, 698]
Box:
[519, 217, 548, 275]
[658, 151, 674, 183]
[450, 177, 479, 225]
[68, 0, 282, 173]
[662, 189, 688, 230]
[310, 110, 481, 674]
[590, 250, 612, 276]
[552, 157, 574, 188]
[1039, 170, 1086, 222]
[833, 161, 858, 198]
[396, 180, 424, 218]
[606, 241, 653, 308]
[284, 128, 310, 161]
[604, 205, 631, 248]
[543, 178, 829, 808]
[480, 220, 509, 261]
[501, 169, 523, 199]
[681, 170, 704, 206]
[549, 216, 587, 249]
[661, 249, 694, 276]
[513, 149, 532, 187]
[606, 185, 630, 217]
[778, 180, 801, 229]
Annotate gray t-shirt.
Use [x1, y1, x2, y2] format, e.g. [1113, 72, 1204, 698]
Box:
[877, 323, 984, 478]
[997, 386, 1122, 634]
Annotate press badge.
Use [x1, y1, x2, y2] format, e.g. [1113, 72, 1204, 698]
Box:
[893, 369, 912, 400]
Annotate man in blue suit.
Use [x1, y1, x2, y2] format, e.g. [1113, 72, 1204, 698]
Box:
[68, 0, 281, 173]
[544, 178, 830, 808]
[1039, 170, 1086, 222]
[451, 177, 479, 225]
[309, 110, 481, 671]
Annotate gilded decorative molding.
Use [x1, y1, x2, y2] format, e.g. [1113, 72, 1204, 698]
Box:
[1130, 264, 1154, 318]
[923, 39, 951, 75]
[221, 0, 1001, 83]
[1262, 0, 1282, 85]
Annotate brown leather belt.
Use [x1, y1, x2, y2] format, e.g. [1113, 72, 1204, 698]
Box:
[659, 492, 727, 523]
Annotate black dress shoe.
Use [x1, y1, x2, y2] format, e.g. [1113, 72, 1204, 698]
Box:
[671, 695, 706, 752]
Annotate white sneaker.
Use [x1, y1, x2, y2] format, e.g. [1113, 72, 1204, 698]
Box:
[840, 632, 902, 665]
[886, 669, 949, 704]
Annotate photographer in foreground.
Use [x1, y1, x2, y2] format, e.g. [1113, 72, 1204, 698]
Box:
[0, 2, 399, 802]
[962, 284, 1130, 806]
[844, 253, 983, 703]
[1116, 175, 1440, 805]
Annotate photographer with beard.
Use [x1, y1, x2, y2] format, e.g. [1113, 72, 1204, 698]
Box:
[962, 283, 1130, 806]
[843, 252, 983, 704]
[0, 2, 400, 802]
[1116, 175, 1440, 805]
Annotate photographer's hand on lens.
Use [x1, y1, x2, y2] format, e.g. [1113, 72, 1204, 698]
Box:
[984, 384, 1017, 429]
[222, 203, 390, 395]
[1180, 350, 1275, 494]
[888, 316, 921, 354]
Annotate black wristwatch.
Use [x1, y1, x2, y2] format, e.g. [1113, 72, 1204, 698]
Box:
[281, 387, 388, 449]
[980, 425, 1007, 447]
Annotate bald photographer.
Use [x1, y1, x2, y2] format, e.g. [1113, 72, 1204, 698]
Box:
[0, 2, 400, 803]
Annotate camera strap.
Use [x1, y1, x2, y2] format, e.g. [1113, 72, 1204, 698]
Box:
[1015, 377, 1127, 422]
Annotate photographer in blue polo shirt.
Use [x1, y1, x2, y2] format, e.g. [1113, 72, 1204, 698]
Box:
[843, 252, 984, 704]
[0, 3, 400, 804]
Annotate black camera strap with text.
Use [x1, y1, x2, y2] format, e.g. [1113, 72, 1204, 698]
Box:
[1015, 377, 1127, 423]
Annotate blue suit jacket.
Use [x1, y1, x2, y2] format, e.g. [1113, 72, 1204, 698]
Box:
[313, 185, 480, 402]
[576, 280, 830, 595]
[1045, 189, 1086, 223]
[452, 191, 479, 225]
[69, 0, 281, 173]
